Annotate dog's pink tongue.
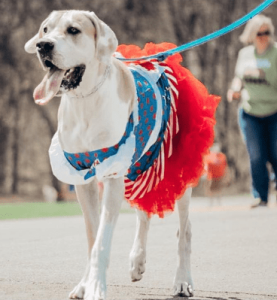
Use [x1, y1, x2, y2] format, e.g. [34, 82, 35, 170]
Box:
[34, 67, 64, 105]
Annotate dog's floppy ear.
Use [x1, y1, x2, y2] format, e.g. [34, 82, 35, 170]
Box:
[24, 33, 40, 53]
[24, 16, 50, 54]
[85, 12, 118, 64]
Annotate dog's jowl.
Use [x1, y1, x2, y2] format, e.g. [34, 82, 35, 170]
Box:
[25, 10, 219, 300]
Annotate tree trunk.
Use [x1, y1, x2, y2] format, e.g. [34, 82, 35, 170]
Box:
[35, 105, 65, 201]
[10, 92, 20, 194]
[0, 121, 9, 193]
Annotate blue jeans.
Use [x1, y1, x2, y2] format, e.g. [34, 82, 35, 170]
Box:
[238, 108, 277, 202]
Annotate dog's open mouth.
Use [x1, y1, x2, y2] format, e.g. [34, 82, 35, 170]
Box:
[45, 60, 86, 91]
[33, 60, 86, 105]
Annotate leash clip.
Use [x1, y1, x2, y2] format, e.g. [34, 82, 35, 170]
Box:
[157, 54, 169, 62]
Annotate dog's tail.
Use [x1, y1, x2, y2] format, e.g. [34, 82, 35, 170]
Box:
[117, 43, 220, 217]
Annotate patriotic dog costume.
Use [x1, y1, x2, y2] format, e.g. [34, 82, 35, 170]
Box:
[49, 43, 219, 217]
[24, 10, 219, 299]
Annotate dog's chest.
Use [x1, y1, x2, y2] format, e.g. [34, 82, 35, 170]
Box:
[49, 62, 179, 193]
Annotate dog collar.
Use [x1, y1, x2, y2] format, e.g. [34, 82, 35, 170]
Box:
[57, 64, 111, 99]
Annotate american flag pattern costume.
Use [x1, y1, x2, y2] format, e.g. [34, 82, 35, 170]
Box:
[124, 64, 179, 201]
[62, 62, 179, 201]
[49, 43, 220, 217]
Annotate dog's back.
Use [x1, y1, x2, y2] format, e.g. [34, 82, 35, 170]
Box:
[117, 43, 220, 216]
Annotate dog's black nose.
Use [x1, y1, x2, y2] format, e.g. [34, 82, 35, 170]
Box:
[36, 41, 54, 53]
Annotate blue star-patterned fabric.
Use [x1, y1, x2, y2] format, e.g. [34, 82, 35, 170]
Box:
[127, 72, 171, 181]
[63, 114, 134, 180]
[130, 69, 157, 162]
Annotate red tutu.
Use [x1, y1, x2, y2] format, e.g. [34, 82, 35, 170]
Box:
[117, 43, 220, 217]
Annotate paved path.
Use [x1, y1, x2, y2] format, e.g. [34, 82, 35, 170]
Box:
[0, 195, 277, 300]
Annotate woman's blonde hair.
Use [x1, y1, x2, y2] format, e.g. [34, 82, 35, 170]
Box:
[239, 14, 275, 45]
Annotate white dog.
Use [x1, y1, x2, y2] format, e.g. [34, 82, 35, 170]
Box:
[24, 10, 218, 300]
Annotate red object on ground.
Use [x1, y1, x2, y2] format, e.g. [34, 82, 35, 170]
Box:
[204, 152, 228, 180]
[117, 42, 220, 217]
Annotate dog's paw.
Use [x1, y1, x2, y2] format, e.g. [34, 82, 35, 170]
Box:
[84, 276, 106, 300]
[173, 268, 194, 297]
[173, 282, 194, 298]
[69, 281, 86, 299]
[129, 247, 146, 282]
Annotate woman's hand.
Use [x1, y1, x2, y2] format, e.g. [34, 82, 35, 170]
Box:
[227, 89, 241, 102]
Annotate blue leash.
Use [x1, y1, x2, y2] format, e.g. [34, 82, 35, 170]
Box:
[116, 0, 276, 62]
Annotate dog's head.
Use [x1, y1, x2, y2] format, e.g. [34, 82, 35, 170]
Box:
[25, 10, 118, 105]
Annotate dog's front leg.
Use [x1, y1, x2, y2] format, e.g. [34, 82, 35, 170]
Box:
[173, 187, 194, 297]
[129, 209, 150, 282]
[85, 177, 124, 300]
[70, 179, 100, 299]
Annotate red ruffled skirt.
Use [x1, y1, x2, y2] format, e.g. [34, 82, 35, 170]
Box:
[117, 43, 220, 217]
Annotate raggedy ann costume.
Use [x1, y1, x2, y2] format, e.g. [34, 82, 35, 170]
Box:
[49, 43, 220, 217]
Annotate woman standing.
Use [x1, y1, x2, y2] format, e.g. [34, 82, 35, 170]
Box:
[228, 15, 277, 207]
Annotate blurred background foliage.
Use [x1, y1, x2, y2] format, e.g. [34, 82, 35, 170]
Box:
[0, 0, 276, 200]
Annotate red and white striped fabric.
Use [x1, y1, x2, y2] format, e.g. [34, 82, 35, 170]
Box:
[124, 63, 179, 200]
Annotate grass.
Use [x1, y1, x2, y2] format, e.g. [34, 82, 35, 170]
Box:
[0, 201, 134, 220]
[0, 202, 83, 220]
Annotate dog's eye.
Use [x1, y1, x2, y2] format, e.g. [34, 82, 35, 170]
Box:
[68, 27, 80, 35]
[43, 27, 48, 33]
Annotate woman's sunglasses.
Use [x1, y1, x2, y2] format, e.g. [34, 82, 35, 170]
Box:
[257, 30, 271, 37]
